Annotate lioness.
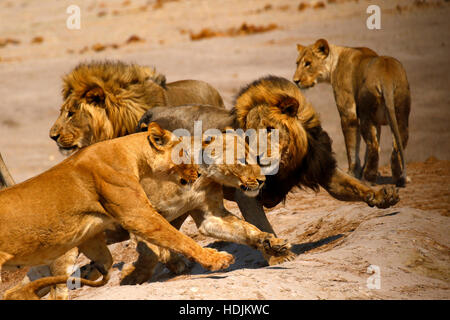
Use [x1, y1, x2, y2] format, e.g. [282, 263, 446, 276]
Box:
[119, 131, 295, 284]
[0, 123, 234, 299]
[293, 39, 411, 187]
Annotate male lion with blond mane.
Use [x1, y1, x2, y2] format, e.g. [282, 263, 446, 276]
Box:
[293, 39, 411, 187]
[49, 61, 224, 155]
[0, 123, 234, 300]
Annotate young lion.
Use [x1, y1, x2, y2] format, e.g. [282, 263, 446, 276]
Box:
[0, 123, 234, 299]
[293, 39, 411, 187]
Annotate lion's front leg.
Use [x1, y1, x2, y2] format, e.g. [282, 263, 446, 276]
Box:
[234, 189, 277, 235]
[120, 214, 191, 285]
[336, 95, 362, 177]
[190, 209, 295, 266]
[322, 167, 399, 209]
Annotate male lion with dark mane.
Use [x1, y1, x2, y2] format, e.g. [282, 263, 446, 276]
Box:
[140, 76, 400, 212]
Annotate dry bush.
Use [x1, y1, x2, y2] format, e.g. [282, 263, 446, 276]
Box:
[313, 1, 326, 9]
[153, 0, 179, 10]
[30, 36, 44, 44]
[125, 35, 145, 44]
[189, 23, 278, 41]
[0, 38, 20, 48]
[298, 2, 310, 11]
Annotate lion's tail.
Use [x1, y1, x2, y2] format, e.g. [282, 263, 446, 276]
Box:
[4, 268, 110, 300]
[381, 81, 406, 183]
[0, 152, 15, 189]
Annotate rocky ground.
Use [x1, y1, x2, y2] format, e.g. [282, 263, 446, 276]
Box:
[0, 0, 449, 299]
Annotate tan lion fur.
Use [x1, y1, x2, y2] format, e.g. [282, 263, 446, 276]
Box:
[293, 39, 411, 187]
[50, 60, 224, 155]
[119, 132, 295, 284]
[3, 269, 110, 300]
[233, 76, 400, 209]
[0, 122, 234, 299]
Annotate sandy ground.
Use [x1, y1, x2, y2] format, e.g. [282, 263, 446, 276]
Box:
[0, 0, 449, 300]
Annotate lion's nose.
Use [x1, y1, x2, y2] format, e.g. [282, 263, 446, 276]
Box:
[50, 133, 60, 142]
[293, 79, 300, 85]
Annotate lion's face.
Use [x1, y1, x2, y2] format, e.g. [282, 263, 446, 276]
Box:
[49, 86, 115, 156]
[209, 162, 266, 198]
[179, 133, 266, 198]
[240, 95, 307, 177]
[50, 100, 94, 156]
[293, 39, 330, 89]
[49, 61, 167, 157]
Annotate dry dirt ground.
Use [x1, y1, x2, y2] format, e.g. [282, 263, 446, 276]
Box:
[0, 0, 449, 300]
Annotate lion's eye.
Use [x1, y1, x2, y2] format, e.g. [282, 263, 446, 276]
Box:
[267, 126, 275, 133]
[304, 61, 311, 67]
[67, 111, 75, 118]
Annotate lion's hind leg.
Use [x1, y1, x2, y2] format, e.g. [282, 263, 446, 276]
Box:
[120, 238, 160, 285]
[390, 98, 410, 187]
[360, 120, 381, 184]
[48, 247, 79, 300]
[77, 233, 113, 283]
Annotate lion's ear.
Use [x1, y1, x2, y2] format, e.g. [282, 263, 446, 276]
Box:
[277, 95, 299, 117]
[313, 39, 329, 58]
[85, 87, 105, 105]
[296, 44, 305, 52]
[147, 122, 172, 151]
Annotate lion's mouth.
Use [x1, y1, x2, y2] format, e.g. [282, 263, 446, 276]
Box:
[298, 82, 315, 89]
[58, 145, 80, 156]
[239, 184, 262, 198]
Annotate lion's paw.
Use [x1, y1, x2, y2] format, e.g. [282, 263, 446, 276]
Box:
[261, 237, 292, 256]
[260, 236, 296, 265]
[166, 255, 191, 275]
[120, 263, 154, 285]
[199, 248, 235, 271]
[366, 185, 400, 209]
[266, 251, 297, 266]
